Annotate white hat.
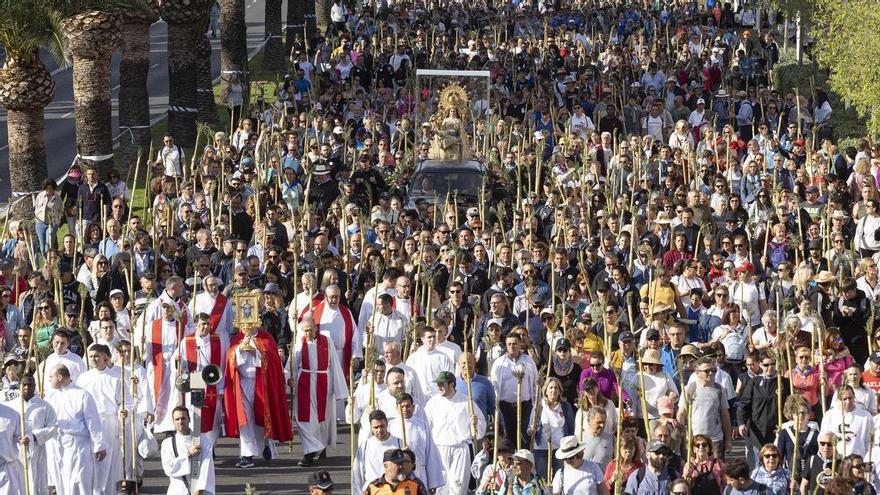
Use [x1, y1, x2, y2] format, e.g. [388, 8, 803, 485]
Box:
[487, 318, 504, 327]
[333, 126, 344, 135]
[555, 435, 589, 460]
[696, 98, 706, 105]
[533, 131, 545, 140]
[513, 449, 535, 466]
[109, 289, 124, 298]
[313, 163, 331, 175]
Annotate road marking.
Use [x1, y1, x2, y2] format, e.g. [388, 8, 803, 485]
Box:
[151, 63, 160, 68]
[61, 111, 73, 118]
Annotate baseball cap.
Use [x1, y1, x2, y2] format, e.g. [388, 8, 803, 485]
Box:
[234, 263, 248, 274]
[487, 318, 504, 328]
[467, 207, 480, 218]
[109, 289, 124, 298]
[647, 441, 672, 454]
[735, 261, 755, 274]
[64, 304, 80, 316]
[383, 448, 405, 463]
[555, 338, 572, 351]
[434, 371, 456, 384]
[309, 471, 334, 490]
[617, 331, 635, 343]
[870, 352, 880, 364]
[646, 328, 661, 340]
[513, 449, 535, 464]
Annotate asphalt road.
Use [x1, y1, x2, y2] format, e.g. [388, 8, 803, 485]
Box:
[0, 0, 275, 202]
[140, 426, 356, 494]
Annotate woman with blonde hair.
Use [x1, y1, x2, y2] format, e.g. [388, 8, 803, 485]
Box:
[528, 376, 574, 479]
[848, 158, 874, 202]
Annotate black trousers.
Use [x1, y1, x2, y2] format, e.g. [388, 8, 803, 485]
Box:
[499, 400, 533, 449]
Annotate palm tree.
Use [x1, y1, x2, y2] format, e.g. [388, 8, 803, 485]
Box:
[0, 0, 62, 221]
[263, 0, 284, 73]
[56, 5, 125, 175]
[160, 0, 214, 149]
[313, 0, 329, 34]
[196, 30, 217, 125]
[220, 0, 248, 122]
[117, 1, 159, 170]
[304, 0, 317, 41]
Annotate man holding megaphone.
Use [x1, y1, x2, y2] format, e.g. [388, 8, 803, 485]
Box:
[178, 313, 229, 448]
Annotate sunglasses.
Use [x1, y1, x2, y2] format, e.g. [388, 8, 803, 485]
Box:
[763, 454, 779, 459]
[819, 441, 833, 446]
[39, 306, 51, 310]
[693, 442, 709, 448]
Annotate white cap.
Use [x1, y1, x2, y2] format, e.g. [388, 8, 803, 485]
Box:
[696, 98, 706, 105]
[333, 126, 344, 135]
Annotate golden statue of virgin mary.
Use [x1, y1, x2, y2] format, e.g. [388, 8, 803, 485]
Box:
[428, 83, 471, 161]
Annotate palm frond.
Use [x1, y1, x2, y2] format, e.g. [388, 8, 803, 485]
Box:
[0, 0, 63, 63]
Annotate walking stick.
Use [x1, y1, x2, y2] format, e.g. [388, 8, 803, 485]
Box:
[19, 382, 30, 495]
[463, 323, 479, 449]
[398, 401, 408, 450]
[512, 364, 526, 450]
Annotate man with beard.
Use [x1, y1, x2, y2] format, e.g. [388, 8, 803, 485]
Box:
[624, 441, 675, 495]
[193, 276, 233, 338]
[290, 316, 348, 467]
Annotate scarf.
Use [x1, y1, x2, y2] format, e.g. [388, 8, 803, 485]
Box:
[552, 357, 574, 377]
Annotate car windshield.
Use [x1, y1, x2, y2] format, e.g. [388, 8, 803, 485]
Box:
[409, 171, 483, 199]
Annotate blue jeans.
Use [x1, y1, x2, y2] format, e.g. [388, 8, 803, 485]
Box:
[34, 220, 55, 254]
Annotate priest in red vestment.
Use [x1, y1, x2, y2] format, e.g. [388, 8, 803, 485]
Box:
[223, 323, 293, 468]
[300, 285, 361, 382]
[180, 312, 228, 447]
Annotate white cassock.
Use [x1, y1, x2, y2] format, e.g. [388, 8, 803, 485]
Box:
[388, 415, 445, 491]
[42, 351, 86, 386]
[178, 332, 229, 447]
[405, 348, 455, 400]
[392, 296, 419, 320]
[367, 310, 409, 357]
[0, 404, 24, 494]
[10, 394, 57, 495]
[114, 308, 133, 341]
[76, 366, 134, 495]
[233, 346, 277, 459]
[352, 433, 403, 494]
[425, 391, 487, 495]
[145, 318, 194, 434]
[193, 292, 233, 339]
[117, 359, 154, 480]
[292, 335, 348, 455]
[311, 302, 360, 421]
[357, 286, 397, 336]
[160, 432, 216, 495]
[356, 388, 428, 448]
[437, 340, 463, 364]
[348, 378, 388, 424]
[46, 384, 105, 495]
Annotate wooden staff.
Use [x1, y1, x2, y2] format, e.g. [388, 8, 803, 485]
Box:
[462, 327, 479, 449]
[20, 365, 31, 495]
[489, 392, 501, 493]
[398, 401, 408, 449]
[636, 348, 651, 442]
[789, 401, 803, 495]
[513, 364, 525, 450]
[350, 355, 357, 462]
[120, 341, 129, 482]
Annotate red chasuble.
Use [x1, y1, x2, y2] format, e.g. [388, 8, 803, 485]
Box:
[296, 333, 330, 422]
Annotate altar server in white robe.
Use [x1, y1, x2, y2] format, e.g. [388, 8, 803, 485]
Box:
[0, 401, 24, 493]
[352, 409, 403, 494]
[365, 294, 409, 356]
[382, 341, 426, 405]
[388, 393, 445, 492]
[161, 406, 215, 495]
[46, 364, 106, 495]
[14, 374, 57, 495]
[425, 371, 487, 495]
[348, 360, 388, 423]
[290, 315, 348, 466]
[115, 339, 155, 481]
[41, 331, 86, 387]
[357, 271, 397, 337]
[145, 302, 194, 434]
[405, 326, 454, 400]
[141, 277, 193, 331]
[76, 344, 134, 495]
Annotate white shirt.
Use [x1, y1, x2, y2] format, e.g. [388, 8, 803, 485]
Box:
[820, 406, 873, 457]
[43, 351, 86, 384]
[425, 390, 486, 447]
[156, 145, 184, 177]
[405, 347, 455, 399]
[552, 459, 605, 495]
[160, 432, 216, 494]
[490, 353, 538, 403]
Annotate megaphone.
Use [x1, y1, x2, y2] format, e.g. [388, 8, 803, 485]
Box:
[175, 365, 222, 394]
[194, 364, 222, 388]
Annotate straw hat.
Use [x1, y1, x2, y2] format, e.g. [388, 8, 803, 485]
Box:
[814, 271, 836, 284]
[641, 349, 663, 365]
[554, 436, 589, 460]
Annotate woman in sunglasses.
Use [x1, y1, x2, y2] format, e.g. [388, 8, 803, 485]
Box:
[750, 444, 790, 495]
[840, 455, 876, 495]
[682, 434, 724, 495]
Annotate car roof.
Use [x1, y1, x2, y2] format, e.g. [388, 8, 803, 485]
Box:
[412, 159, 486, 173]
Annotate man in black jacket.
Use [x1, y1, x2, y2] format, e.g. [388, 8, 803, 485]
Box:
[737, 351, 790, 469]
[834, 277, 872, 364]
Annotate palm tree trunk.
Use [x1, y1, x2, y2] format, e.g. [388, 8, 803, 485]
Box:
[264, 0, 285, 73]
[7, 109, 49, 221]
[314, 0, 330, 34]
[197, 33, 218, 125]
[0, 59, 55, 221]
[220, 0, 249, 123]
[166, 22, 202, 148]
[305, 0, 317, 41]
[62, 11, 122, 176]
[71, 57, 115, 174]
[285, 0, 304, 57]
[118, 19, 153, 170]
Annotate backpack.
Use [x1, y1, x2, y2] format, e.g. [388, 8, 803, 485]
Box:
[690, 459, 722, 495]
[723, 483, 768, 495]
[627, 466, 677, 495]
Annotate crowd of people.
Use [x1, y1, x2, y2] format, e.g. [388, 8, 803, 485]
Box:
[0, 0, 876, 494]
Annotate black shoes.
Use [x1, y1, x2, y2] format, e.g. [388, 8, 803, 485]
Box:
[298, 453, 315, 467]
[262, 445, 272, 461]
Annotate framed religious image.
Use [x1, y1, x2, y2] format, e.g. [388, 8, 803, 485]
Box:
[231, 293, 261, 330]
